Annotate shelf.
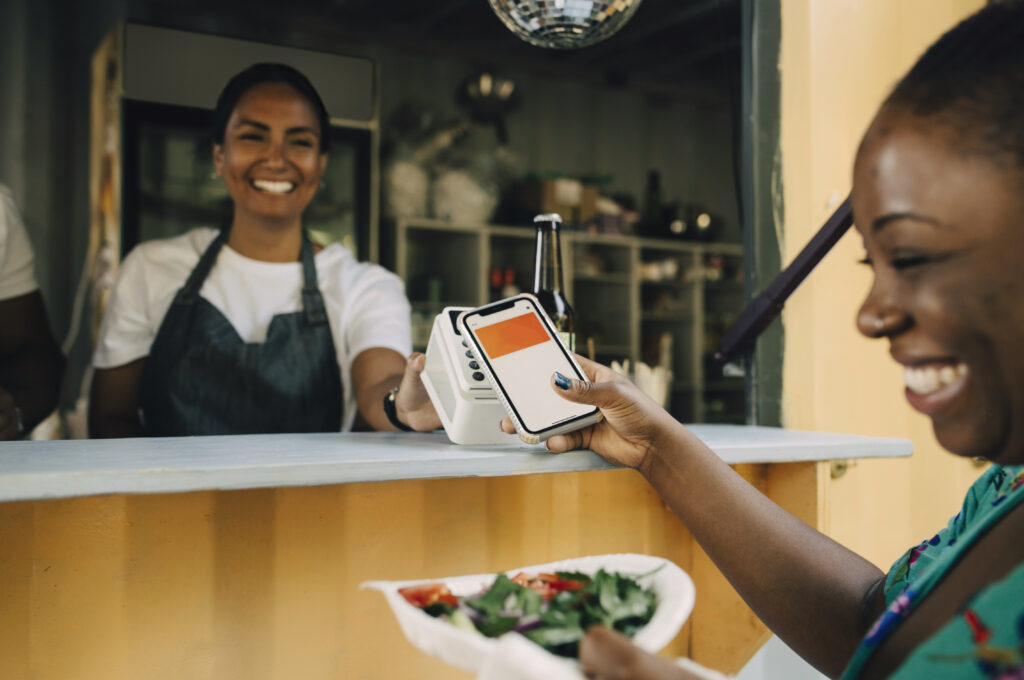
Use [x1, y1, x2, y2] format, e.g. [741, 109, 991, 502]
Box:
[638, 238, 744, 256]
[395, 218, 748, 425]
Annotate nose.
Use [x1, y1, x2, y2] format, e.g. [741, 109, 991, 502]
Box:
[262, 139, 287, 169]
[856, 278, 909, 339]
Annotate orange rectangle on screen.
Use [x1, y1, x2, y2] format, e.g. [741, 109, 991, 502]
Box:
[475, 312, 550, 359]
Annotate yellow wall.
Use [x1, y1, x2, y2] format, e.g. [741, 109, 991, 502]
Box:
[779, 0, 985, 568]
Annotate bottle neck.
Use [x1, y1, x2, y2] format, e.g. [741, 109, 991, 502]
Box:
[533, 223, 565, 293]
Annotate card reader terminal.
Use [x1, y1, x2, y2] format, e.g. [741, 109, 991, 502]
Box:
[420, 307, 517, 445]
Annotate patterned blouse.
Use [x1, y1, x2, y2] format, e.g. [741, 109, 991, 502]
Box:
[840, 465, 1024, 679]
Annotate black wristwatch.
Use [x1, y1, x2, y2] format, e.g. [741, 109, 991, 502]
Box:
[383, 387, 413, 431]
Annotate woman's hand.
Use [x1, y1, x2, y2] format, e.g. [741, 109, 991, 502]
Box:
[580, 627, 707, 680]
[394, 352, 443, 431]
[500, 356, 685, 471]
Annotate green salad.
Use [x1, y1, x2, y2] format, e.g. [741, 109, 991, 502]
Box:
[398, 569, 658, 658]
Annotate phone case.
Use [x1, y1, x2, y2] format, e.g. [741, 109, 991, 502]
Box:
[459, 294, 602, 445]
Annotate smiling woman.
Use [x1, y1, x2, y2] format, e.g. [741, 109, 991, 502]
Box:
[486, 3, 1024, 679]
[87, 63, 443, 438]
[854, 106, 1024, 465]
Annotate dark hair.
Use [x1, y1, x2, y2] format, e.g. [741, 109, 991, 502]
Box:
[211, 63, 331, 153]
[886, 0, 1024, 168]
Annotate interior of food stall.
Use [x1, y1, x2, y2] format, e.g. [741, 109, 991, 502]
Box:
[0, 1, 992, 678]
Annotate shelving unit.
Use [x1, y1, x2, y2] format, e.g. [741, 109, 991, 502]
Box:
[393, 217, 746, 424]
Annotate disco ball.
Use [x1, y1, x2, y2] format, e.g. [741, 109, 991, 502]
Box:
[488, 0, 644, 50]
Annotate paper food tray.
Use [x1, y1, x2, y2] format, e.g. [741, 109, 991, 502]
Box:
[361, 553, 695, 676]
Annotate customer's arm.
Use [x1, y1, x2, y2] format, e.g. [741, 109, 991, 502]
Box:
[0, 291, 65, 439]
[507, 357, 887, 678]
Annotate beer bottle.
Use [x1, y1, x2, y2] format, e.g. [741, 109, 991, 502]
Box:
[532, 213, 575, 351]
[640, 169, 663, 237]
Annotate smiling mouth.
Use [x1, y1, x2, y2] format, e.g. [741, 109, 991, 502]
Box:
[902, 362, 969, 416]
[904, 362, 968, 394]
[250, 179, 296, 194]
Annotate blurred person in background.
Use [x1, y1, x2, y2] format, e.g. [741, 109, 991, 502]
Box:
[0, 184, 65, 440]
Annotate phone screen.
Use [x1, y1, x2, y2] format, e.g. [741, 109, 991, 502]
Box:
[463, 297, 596, 434]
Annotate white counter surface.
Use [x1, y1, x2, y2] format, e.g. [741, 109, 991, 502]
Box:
[0, 426, 911, 502]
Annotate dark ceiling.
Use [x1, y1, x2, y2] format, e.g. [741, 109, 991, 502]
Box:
[143, 0, 741, 101]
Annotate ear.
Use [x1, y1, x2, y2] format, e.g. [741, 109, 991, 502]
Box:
[212, 144, 224, 177]
[318, 152, 328, 175]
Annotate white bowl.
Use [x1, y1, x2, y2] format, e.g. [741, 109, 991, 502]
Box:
[362, 553, 695, 677]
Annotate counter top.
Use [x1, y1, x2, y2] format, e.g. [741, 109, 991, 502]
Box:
[0, 426, 912, 502]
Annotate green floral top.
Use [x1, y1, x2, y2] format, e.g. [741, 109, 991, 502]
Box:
[840, 465, 1024, 679]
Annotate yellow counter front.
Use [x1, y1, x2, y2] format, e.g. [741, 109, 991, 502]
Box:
[0, 428, 910, 679]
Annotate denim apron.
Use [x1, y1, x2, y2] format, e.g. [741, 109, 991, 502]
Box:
[138, 228, 343, 436]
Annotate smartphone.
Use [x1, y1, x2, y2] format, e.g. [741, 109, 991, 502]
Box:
[459, 294, 601, 444]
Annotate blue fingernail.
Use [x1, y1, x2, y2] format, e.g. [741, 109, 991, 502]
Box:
[554, 372, 571, 390]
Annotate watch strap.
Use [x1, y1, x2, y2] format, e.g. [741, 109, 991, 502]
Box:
[383, 387, 413, 431]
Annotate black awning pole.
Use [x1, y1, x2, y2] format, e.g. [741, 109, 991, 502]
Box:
[715, 194, 854, 365]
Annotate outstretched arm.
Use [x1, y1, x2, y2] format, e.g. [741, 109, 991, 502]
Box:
[0, 291, 65, 439]
[507, 357, 886, 677]
[351, 348, 441, 432]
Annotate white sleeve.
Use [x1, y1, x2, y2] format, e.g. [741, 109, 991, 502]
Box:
[0, 188, 39, 301]
[343, 266, 413, 361]
[92, 246, 159, 369]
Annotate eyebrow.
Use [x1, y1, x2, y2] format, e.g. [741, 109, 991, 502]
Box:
[872, 212, 946, 233]
[233, 119, 320, 137]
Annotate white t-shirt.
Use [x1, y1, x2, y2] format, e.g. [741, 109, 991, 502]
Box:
[93, 227, 412, 431]
[0, 185, 39, 301]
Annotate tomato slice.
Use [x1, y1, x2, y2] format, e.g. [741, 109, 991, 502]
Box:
[510, 572, 588, 600]
[398, 583, 458, 608]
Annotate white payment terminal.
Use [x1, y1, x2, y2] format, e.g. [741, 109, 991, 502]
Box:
[420, 307, 518, 445]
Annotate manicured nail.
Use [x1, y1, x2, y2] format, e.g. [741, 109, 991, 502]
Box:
[554, 372, 571, 390]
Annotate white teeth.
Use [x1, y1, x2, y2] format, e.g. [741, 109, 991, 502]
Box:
[903, 363, 968, 395]
[251, 179, 294, 194]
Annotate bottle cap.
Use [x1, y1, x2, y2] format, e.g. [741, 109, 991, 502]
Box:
[533, 213, 562, 224]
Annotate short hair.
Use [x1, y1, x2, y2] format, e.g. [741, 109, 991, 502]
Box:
[211, 63, 331, 153]
[885, 0, 1024, 168]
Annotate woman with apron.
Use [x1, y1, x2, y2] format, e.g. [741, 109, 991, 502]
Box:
[89, 63, 440, 437]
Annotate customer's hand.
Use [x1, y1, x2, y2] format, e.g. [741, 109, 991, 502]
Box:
[580, 627, 704, 680]
[501, 356, 685, 470]
[0, 386, 21, 440]
[395, 352, 443, 431]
